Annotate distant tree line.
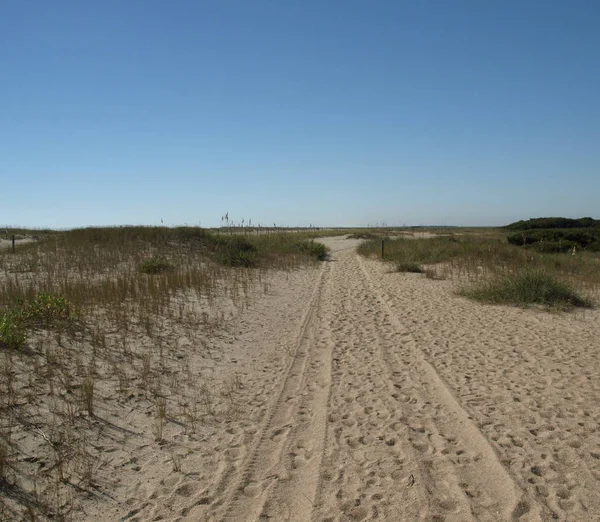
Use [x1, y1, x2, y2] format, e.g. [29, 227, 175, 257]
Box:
[504, 217, 600, 253]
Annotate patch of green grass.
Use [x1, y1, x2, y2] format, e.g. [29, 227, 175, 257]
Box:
[459, 270, 592, 310]
[211, 236, 258, 267]
[358, 235, 466, 265]
[396, 262, 423, 273]
[139, 256, 173, 274]
[295, 239, 328, 261]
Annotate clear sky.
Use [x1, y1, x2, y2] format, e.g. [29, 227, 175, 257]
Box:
[1, 1, 599, 228]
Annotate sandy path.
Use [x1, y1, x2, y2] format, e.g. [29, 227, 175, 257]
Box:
[205, 240, 535, 521]
[362, 255, 600, 521]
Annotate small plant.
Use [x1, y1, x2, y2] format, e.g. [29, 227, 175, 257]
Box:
[139, 256, 173, 274]
[0, 312, 26, 349]
[25, 293, 77, 327]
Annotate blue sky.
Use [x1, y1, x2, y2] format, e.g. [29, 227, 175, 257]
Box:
[1, 0, 599, 228]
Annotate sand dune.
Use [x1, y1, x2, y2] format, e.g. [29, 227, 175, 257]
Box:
[33, 236, 599, 521]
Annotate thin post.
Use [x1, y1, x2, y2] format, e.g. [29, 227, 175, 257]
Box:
[381, 239, 384, 259]
[12, 235, 15, 253]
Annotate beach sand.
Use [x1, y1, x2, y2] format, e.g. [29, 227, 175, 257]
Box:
[3, 236, 600, 521]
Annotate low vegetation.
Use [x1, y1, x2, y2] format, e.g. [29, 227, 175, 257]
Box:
[504, 217, 600, 252]
[357, 222, 599, 310]
[504, 217, 600, 231]
[0, 225, 329, 519]
[459, 269, 591, 310]
[138, 255, 173, 274]
[396, 262, 424, 273]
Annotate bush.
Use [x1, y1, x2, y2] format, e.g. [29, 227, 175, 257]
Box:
[460, 270, 592, 309]
[507, 228, 600, 249]
[505, 217, 600, 231]
[139, 256, 173, 274]
[25, 293, 77, 325]
[1, 293, 78, 349]
[0, 312, 26, 349]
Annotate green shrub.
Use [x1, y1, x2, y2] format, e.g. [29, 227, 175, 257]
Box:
[24, 293, 77, 326]
[0, 312, 26, 349]
[505, 217, 600, 231]
[139, 256, 173, 274]
[1, 293, 78, 349]
[507, 228, 600, 248]
[460, 270, 592, 309]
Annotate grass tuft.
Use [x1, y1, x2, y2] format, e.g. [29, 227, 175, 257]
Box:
[139, 256, 173, 274]
[396, 262, 423, 273]
[213, 236, 258, 267]
[459, 269, 592, 309]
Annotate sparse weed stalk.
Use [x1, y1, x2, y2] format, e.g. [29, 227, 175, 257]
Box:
[81, 376, 95, 417]
[154, 397, 167, 441]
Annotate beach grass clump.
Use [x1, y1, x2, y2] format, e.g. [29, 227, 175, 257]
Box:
[459, 269, 592, 309]
[212, 236, 258, 267]
[139, 256, 173, 274]
[295, 239, 328, 261]
[396, 262, 424, 273]
[358, 235, 467, 265]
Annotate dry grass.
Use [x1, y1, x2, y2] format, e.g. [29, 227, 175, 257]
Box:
[0, 225, 328, 520]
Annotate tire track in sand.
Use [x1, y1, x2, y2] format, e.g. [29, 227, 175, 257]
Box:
[209, 257, 335, 521]
[313, 248, 532, 521]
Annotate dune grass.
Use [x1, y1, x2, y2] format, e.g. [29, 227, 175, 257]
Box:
[459, 269, 592, 309]
[358, 231, 599, 309]
[0, 225, 330, 519]
[396, 262, 424, 273]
